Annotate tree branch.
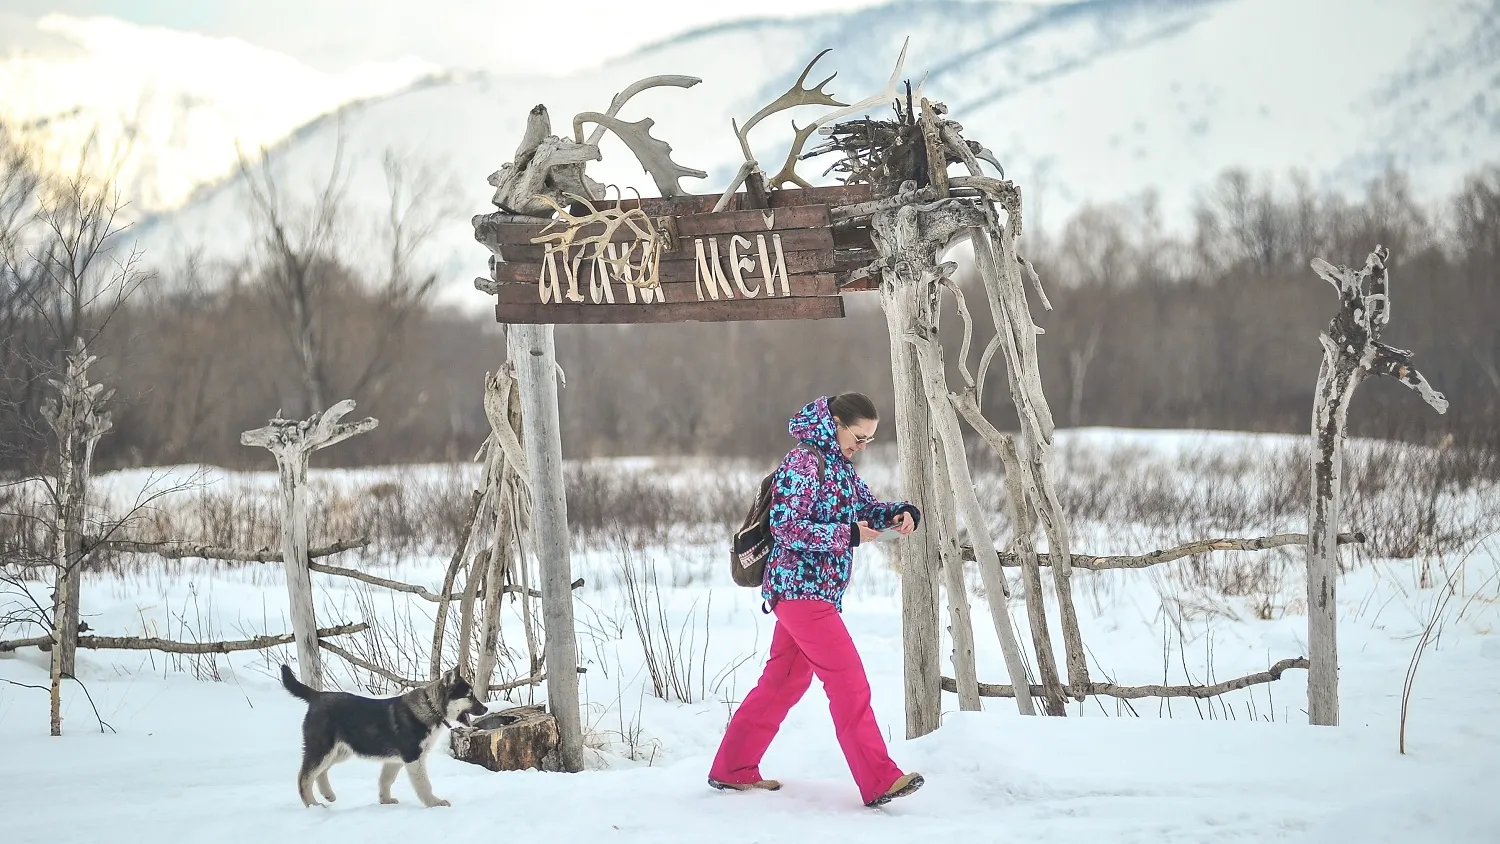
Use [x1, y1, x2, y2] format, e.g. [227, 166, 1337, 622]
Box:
[318, 640, 424, 688]
[960, 532, 1366, 570]
[0, 622, 367, 654]
[942, 657, 1309, 700]
[89, 537, 369, 562]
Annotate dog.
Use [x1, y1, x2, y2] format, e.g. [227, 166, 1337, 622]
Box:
[279, 663, 486, 808]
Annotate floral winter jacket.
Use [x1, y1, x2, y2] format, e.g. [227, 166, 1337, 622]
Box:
[761, 397, 921, 612]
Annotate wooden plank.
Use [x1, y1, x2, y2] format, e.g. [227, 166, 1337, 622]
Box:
[494, 227, 835, 264]
[590, 184, 873, 215]
[671, 204, 829, 236]
[496, 295, 845, 325]
[478, 204, 833, 248]
[834, 226, 874, 249]
[662, 227, 833, 260]
[491, 250, 835, 285]
[771, 184, 873, 207]
[491, 273, 838, 305]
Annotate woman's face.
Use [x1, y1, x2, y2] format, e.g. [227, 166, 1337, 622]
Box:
[835, 416, 878, 460]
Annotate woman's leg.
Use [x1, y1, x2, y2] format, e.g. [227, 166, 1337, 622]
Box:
[773, 599, 904, 805]
[708, 615, 813, 785]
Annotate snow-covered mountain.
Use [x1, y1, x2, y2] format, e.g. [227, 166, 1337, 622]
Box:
[116, 0, 1499, 309]
[0, 14, 441, 211]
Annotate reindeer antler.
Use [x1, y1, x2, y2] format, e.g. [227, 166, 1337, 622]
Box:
[573, 113, 707, 198]
[570, 75, 707, 198]
[576, 75, 701, 146]
[733, 48, 847, 161]
[767, 38, 910, 190]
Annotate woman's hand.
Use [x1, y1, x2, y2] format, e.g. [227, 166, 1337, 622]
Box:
[891, 511, 915, 535]
[857, 521, 882, 542]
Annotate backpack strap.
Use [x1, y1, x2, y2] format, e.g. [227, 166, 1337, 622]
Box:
[796, 442, 826, 485]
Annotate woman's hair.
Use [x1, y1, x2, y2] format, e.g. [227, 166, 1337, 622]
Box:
[828, 392, 879, 425]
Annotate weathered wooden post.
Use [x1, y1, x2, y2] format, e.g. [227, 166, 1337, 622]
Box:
[507, 325, 585, 772]
[879, 235, 949, 735]
[1305, 245, 1446, 726]
[39, 341, 113, 735]
[242, 400, 377, 690]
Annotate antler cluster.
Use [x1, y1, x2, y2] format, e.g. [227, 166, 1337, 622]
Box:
[733, 40, 912, 191]
[529, 192, 663, 289]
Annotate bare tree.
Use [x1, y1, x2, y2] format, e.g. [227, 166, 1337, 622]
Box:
[239, 132, 454, 419]
[239, 132, 348, 416]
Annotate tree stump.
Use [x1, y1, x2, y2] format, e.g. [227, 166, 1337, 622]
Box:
[449, 705, 560, 772]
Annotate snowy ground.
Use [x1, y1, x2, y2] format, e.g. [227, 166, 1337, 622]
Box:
[3, 430, 1498, 843]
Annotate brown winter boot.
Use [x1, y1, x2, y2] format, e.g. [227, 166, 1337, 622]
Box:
[709, 777, 782, 792]
[866, 772, 924, 807]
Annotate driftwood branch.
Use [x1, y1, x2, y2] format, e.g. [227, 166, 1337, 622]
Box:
[90, 537, 369, 561]
[490, 672, 547, 693]
[1306, 246, 1445, 726]
[319, 640, 424, 688]
[942, 657, 1309, 700]
[960, 532, 1367, 570]
[0, 623, 368, 654]
[306, 563, 582, 603]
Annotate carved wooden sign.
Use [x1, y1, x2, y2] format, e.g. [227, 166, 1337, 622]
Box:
[476, 185, 874, 324]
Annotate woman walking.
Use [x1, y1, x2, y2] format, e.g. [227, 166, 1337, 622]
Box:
[709, 393, 925, 808]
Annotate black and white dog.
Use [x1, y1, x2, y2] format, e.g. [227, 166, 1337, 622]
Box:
[279, 663, 486, 808]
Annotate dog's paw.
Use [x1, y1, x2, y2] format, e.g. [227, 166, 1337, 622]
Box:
[380, 796, 399, 805]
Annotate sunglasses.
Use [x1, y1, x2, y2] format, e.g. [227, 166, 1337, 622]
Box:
[840, 423, 875, 445]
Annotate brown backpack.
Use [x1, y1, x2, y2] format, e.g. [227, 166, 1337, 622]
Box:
[729, 444, 825, 588]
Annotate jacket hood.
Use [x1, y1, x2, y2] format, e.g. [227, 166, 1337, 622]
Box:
[788, 396, 839, 455]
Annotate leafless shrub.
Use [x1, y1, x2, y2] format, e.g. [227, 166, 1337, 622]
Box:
[565, 464, 686, 547]
[612, 532, 708, 705]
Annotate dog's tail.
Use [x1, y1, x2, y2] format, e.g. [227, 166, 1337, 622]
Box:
[279, 663, 316, 702]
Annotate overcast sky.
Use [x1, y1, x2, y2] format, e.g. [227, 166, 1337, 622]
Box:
[0, 0, 918, 75]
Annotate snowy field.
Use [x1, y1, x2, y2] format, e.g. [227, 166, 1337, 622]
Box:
[3, 428, 1499, 843]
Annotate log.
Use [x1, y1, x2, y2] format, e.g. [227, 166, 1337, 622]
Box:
[508, 324, 585, 772]
[449, 705, 560, 772]
[93, 537, 369, 562]
[959, 532, 1367, 570]
[495, 296, 844, 325]
[942, 657, 1309, 701]
[1, 623, 368, 655]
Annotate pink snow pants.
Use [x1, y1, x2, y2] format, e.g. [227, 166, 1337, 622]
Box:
[709, 598, 904, 804]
